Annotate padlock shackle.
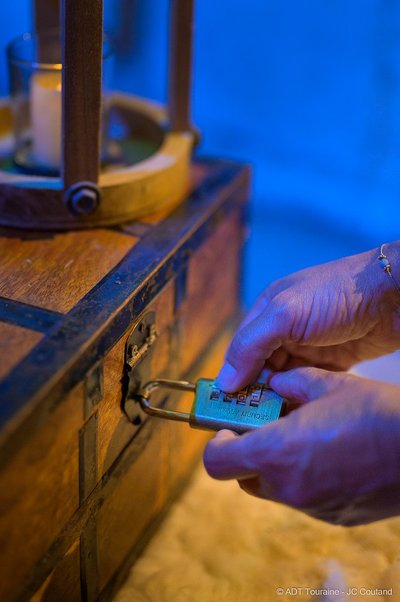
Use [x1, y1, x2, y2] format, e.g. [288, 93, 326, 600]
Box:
[137, 379, 196, 423]
[142, 379, 196, 396]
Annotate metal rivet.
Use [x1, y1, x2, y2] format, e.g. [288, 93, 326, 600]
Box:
[64, 182, 100, 216]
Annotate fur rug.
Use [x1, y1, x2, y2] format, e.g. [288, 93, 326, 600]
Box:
[114, 463, 400, 602]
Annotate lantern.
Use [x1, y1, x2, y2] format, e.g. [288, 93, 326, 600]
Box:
[0, 0, 195, 229]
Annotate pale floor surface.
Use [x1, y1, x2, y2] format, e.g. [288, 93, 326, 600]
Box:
[114, 462, 400, 602]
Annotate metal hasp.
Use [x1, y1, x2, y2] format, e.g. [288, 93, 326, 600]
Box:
[122, 311, 158, 425]
[134, 379, 286, 434]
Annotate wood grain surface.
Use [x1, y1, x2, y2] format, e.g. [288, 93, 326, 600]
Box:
[179, 208, 242, 371]
[97, 420, 170, 590]
[0, 383, 83, 602]
[0, 228, 136, 312]
[0, 160, 249, 601]
[0, 322, 43, 380]
[97, 335, 133, 476]
[96, 327, 233, 597]
[97, 281, 175, 477]
[167, 330, 232, 491]
[30, 541, 80, 602]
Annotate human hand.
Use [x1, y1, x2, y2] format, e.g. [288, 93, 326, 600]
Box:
[217, 243, 400, 391]
[204, 368, 400, 525]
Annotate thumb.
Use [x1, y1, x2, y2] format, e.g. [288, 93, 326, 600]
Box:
[270, 367, 346, 403]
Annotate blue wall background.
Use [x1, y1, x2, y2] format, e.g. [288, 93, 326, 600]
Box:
[1, 0, 399, 306]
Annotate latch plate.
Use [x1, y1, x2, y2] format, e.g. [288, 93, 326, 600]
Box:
[122, 311, 158, 424]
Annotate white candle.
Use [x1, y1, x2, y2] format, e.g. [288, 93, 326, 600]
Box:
[30, 71, 62, 170]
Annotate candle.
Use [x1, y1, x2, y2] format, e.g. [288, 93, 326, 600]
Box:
[30, 71, 62, 171]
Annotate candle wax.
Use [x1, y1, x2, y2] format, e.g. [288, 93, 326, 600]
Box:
[30, 71, 62, 171]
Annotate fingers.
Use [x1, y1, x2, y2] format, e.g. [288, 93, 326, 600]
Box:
[204, 429, 261, 480]
[204, 369, 399, 524]
[216, 306, 288, 391]
[238, 476, 260, 496]
[238, 476, 278, 501]
[270, 367, 346, 403]
[274, 342, 357, 372]
[207, 368, 347, 485]
[238, 293, 270, 329]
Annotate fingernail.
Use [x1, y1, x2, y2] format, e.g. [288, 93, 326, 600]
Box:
[214, 429, 236, 440]
[215, 363, 238, 390]
[259, 367, 274, 384]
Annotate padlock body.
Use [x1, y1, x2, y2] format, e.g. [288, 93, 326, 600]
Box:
[190, 379, 285, 434]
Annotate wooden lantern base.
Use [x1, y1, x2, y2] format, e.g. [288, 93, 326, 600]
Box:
[0, 93, 194, 230]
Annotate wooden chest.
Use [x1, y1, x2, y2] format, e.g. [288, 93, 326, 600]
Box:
[0, 159, 249, 601]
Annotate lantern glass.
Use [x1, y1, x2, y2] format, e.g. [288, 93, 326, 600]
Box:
[7, 30, 113, 176]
